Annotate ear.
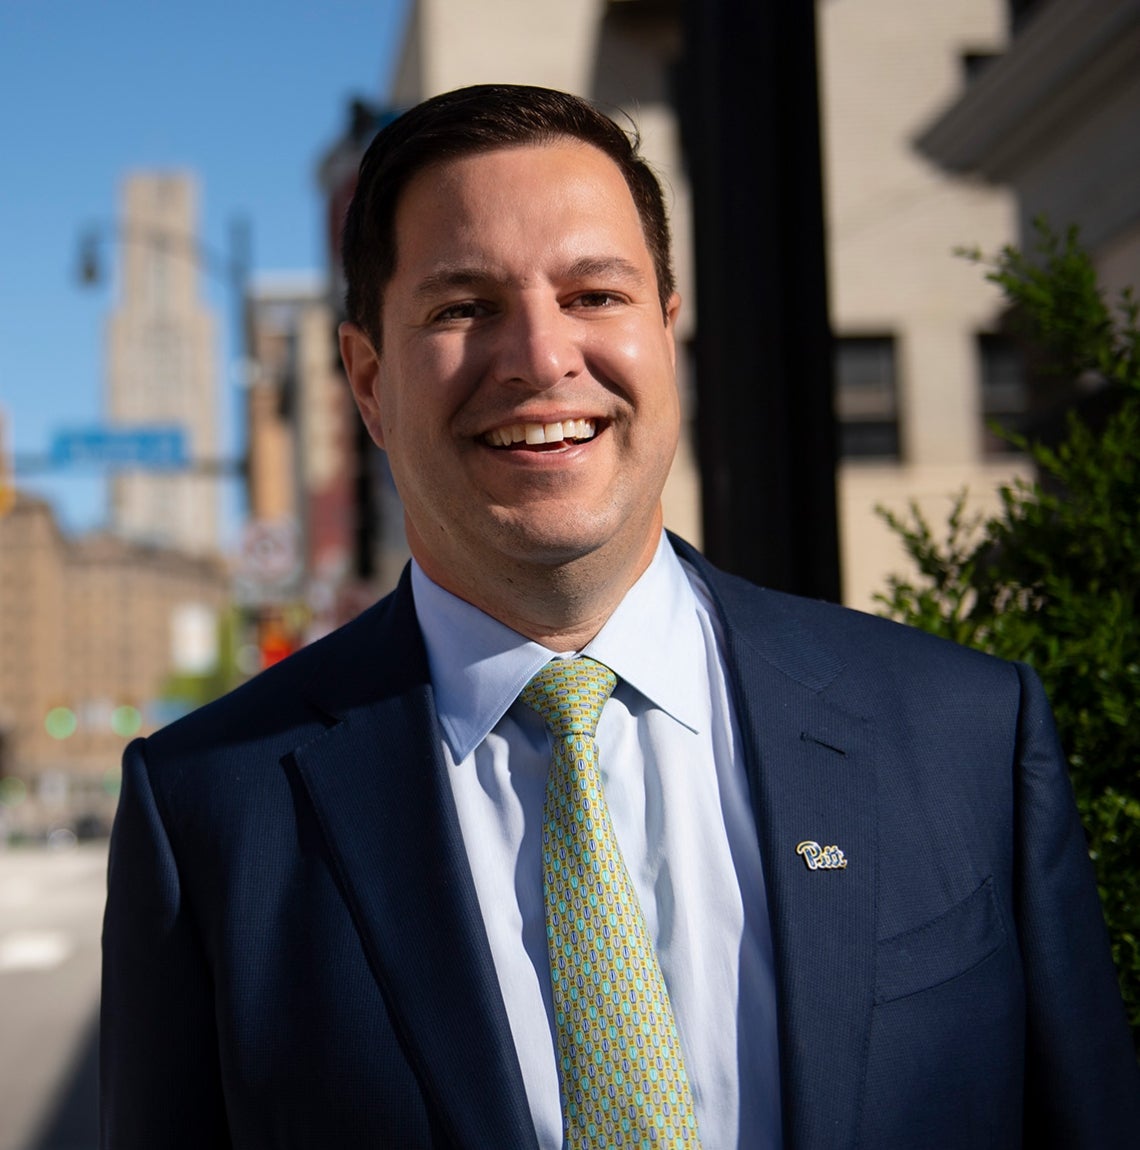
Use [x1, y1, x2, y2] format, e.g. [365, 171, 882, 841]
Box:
[664, 292, 682, 370]
[339, 321, 387, 450]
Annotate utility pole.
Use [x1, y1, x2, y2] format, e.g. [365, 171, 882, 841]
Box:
[681, 0, 841, 601]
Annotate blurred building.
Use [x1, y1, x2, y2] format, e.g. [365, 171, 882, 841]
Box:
[243, 274, 362, 639]
[0, 493, 229, 835]
[918, 0, 1140, 305]
[313, 0, 1036, 608]
[105, 173, 220, 556]
[819, 0, 1033, 606]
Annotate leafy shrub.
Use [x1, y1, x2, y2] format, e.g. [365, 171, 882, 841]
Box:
[876, 223, 1140, 1049]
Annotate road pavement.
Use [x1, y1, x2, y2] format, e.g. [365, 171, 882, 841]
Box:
[0, 842, 106, 1150]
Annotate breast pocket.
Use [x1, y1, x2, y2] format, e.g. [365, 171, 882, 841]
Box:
[875, 877, 1007, 1004]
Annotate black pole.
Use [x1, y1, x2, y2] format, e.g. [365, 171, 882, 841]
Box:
[680, 0, 841, 601]
[352, 418, 378, 581]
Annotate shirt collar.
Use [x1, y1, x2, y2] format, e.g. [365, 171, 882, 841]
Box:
[411, 534, 706, 761]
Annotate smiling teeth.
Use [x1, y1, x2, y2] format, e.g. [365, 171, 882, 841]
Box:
[484, 419, 596, 447]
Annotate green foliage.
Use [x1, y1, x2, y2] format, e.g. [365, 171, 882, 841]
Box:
[160, 606, 249, 713]
[877, 222, 1140, 1049]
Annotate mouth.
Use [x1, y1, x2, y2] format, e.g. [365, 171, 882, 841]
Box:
[481, 418, 598, 450]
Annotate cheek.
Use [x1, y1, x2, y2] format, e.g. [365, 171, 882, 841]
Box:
[390, 347, 473, 429]
[586, 322, 676, 397]
[377, 385, 462, 474]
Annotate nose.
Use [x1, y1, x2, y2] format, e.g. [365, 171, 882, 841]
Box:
[490, 296, 584, 391]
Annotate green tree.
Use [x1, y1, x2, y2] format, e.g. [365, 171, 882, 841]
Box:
[160, 605, 250, 713]
[876, 223, 1140, 1049]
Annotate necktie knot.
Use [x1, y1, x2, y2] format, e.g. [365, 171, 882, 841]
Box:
[521, 656, 616, 739]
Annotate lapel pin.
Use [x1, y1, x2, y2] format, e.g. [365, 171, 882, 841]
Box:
[797, 840, 848, 870]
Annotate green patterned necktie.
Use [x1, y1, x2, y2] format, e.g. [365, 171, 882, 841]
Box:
[521, 657, 701, 1149]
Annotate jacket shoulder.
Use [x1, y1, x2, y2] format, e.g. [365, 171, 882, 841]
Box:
[673, 536, 1017, 694]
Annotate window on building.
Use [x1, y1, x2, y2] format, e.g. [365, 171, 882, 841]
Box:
[148, 248, 171, 315]
[978, 332, 1028, 455]
[834, 335, 901, 460]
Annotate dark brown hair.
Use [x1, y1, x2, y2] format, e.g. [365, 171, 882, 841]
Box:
[341, 84, 676, 347]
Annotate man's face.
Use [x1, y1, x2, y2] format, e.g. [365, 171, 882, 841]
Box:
[341, 139, 681, 606]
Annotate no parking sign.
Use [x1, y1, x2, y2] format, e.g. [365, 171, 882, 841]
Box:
[235, 519, 301, 603]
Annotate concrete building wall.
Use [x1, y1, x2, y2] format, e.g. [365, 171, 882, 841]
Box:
[246, 278, 352, 552]
[821, 0, 1030, 608]
[0, 498, 66, 786]
[247, 377, 296, 524]
[1098, 219, 1140, 304]
[1003, 13, 1140, 302]
[247, 285, 305, 527]
[245, 278, 356, 630]
[915, 0, 1140, 375]
[106, 172, 220, 556]
[293, 299, 359, 600]
[297, 303, 344, 493]
[60, 539, 214, 770]
[0, 495, 229, 833]
[392, 0, 603, 105]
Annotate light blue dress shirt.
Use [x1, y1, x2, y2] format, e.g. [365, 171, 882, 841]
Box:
[411, 535, 782, 1149]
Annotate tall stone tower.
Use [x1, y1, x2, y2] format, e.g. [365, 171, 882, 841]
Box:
[106, 173, 218, 555]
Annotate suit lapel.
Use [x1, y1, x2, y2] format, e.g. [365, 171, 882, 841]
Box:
[292, 572, 538, 1150]
[687, 545, 877, 1150]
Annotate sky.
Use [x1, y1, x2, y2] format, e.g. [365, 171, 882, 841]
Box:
[0, 0, 409, 540]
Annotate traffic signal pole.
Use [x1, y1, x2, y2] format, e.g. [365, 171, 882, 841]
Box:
[681, 0, 841, 601]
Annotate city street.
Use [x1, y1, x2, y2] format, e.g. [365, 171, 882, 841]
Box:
[0, 843, 105, 1150]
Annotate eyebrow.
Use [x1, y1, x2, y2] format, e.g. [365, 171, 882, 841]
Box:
[412, 267, 498, 299]
[412, 255, 649, 299]
[562, 256, 649, 287]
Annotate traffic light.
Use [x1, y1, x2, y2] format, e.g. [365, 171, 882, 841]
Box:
[257, 614, 294, 669]
[0, 410, 14, 517]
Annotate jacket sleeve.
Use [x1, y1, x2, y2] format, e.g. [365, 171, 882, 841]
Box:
[100, 738, 232, 1149]
[1014, 662, 1140, 1143]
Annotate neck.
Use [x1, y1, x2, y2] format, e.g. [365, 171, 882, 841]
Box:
[411, 524, 663, 652]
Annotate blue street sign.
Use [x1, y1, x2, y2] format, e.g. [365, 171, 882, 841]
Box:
[50, 426, 189, 470]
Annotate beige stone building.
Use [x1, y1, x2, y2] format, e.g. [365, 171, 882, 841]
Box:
[363, 0, 1032, 608]
[0, 494, 229, 835]
[819, 0, 1032, 607]
[918, 0, 1140, 305]
[106, 173, 221, 557]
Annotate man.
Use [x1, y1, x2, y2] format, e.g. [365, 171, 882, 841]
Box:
[101, 85, 1139, 1148]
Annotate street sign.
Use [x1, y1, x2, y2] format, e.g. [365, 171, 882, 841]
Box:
[50, 426, 189, 469]
[233, 519, 302, 606]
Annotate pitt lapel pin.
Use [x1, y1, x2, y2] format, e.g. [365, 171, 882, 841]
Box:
[797, 840, 848, 870]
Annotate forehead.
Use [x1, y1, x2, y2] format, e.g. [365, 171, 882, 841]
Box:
[390, 140, 647, 267]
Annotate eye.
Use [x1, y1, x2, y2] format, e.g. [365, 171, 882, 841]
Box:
[570, 291, 626, 310]
[431, 300, 490, 323]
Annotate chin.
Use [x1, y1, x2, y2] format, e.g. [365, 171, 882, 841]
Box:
[485, 506, 657, 570]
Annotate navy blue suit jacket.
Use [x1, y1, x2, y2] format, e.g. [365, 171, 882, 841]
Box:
[101, 539, 1140, 1148]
